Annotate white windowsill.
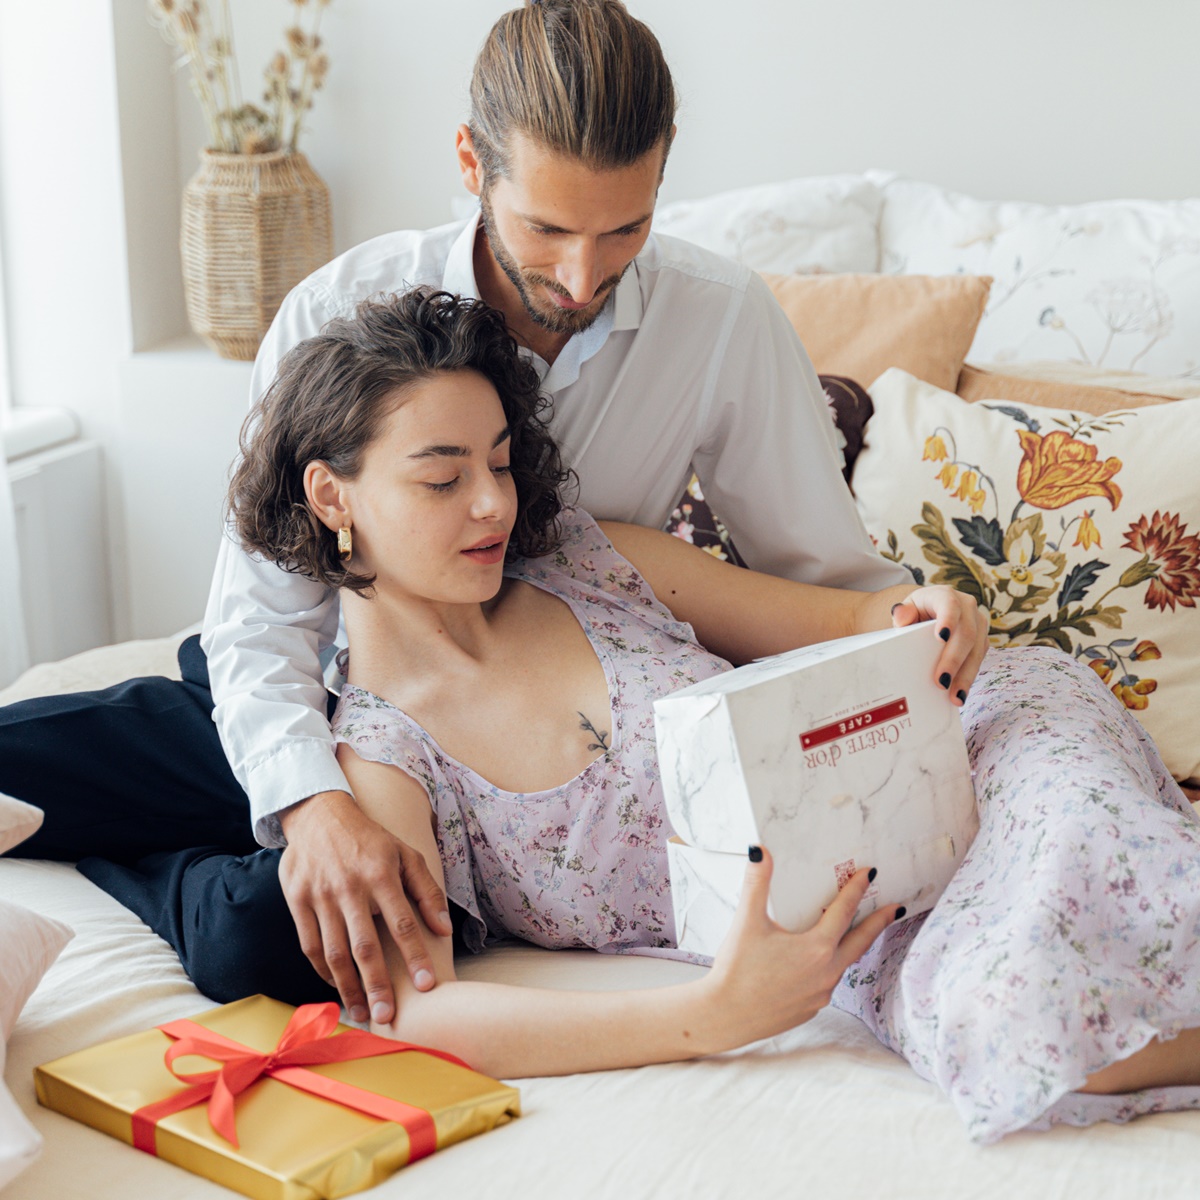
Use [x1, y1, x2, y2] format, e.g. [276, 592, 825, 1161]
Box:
[2, 407, 79, 462]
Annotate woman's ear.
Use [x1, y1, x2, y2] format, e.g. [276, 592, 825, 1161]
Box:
[304, 461, 352, 533]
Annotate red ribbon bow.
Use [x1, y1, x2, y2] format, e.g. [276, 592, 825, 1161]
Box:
[131, 1002, 467, 1160]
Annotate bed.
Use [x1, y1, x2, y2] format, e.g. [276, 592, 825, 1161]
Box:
[6, 637, 1200, 1199]
[6, 171, 1200, 1197]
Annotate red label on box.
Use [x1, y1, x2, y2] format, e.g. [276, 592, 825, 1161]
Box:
[800, 698, 909, 750]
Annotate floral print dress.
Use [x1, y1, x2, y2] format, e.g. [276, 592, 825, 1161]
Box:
[332, 510, 1200, 1141]
[833, 645, 1200, 1142]
[331, 510, 731, 959]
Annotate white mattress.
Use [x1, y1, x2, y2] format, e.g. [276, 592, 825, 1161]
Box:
[6, 636, 1200, 1198]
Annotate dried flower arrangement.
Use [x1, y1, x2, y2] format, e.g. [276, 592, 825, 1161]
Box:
[149, 0, 332, 155]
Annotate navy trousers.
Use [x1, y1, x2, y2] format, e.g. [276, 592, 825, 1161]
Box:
[0, 636, 338, 1006]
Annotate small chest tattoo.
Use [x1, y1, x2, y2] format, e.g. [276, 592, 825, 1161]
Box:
[577, 711, 610, 752]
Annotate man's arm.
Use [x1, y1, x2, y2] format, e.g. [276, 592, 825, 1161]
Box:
[200, 528, 347, 846]
[200, 283, 451, 1022]
[691, 271, 910, 592]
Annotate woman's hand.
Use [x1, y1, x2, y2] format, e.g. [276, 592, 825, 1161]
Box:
[884, 585, 989, 706]
[701, 848, 901, 1051]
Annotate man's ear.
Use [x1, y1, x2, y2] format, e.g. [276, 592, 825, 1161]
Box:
[304, 461, 352, 532]
[456, 124, 484, 198]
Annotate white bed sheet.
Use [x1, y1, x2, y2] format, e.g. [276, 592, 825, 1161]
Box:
[5, 638, 1200, 1199]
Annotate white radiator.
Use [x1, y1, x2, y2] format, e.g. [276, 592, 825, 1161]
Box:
[9, 440, 114, 668]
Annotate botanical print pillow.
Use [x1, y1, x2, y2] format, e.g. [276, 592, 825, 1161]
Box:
[870, 171, 1200, 381]
[853, 368, 1200, 783]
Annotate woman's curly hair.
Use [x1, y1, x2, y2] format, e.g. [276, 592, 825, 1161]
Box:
[228, 287, 574, 594]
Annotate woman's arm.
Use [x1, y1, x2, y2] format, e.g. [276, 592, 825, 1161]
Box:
[339, 744, 898, 1080]
[601, 520, 988, 702]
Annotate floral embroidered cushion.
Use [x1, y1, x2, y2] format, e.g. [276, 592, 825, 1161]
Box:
[852, 368, 1200, 782]
[663, 376, 873, 565]
[870, 171, 1200, 380]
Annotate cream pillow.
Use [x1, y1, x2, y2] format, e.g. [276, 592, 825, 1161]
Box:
[853, 368, 1200, 783]
[762, 273, 992, 393]
[0, 795, 42, 855]
[0, 897, 73, 1188]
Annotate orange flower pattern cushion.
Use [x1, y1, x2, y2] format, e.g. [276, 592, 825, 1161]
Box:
[852, 368, 1200, 783]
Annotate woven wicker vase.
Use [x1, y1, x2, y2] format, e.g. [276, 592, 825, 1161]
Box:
[181, 150, 332, 361]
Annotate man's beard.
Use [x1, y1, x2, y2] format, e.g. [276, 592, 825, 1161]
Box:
[478, 189, 627, 336]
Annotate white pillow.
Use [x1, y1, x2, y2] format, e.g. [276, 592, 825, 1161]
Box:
[652, 175, 882, 275]
[0, 896, 73, 1189]
[870, 171, 1200, 380]
[0, 795, 42, 856]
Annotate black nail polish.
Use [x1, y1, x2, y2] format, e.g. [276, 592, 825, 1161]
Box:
[939, 672, 952, 689]
[895, 906, 907, 919]
[867, 867, 877, 883]
[939, 627, 950, 642]
[890, 603, 902, 617]
[748, 845, 763, 863]
[957, 689, 967, 703]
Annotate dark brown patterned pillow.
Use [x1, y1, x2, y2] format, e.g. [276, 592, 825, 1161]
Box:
[663, 374, 873, 566]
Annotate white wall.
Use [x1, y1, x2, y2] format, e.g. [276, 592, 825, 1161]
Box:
[648, 0, 1200, 208]
[173, 0, 1200, 259]
[0, 1, 133, 643]
[2, 0, 1199, 646]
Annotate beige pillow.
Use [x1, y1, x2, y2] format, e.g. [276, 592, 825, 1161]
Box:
[0, 795, 42, 856]
[853, 368, 1200, 784]
[971, 360, 1200, 402]
[957, 364, 1178, 415]
[761, 273, 992, 392]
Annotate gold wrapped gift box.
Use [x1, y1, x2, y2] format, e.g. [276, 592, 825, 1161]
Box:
[35, 994, 520, 1200]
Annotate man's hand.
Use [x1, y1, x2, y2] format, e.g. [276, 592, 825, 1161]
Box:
[278, 790, 454, 1024]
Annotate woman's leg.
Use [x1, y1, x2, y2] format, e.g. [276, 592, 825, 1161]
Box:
[1081, 1027, 1200, 1093]
[834, 645, 1200, 1141]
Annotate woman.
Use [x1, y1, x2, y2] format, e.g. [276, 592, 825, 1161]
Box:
[229, 287, 1200, 1142]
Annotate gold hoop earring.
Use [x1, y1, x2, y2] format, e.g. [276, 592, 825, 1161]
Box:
[337, 526, 353, 560]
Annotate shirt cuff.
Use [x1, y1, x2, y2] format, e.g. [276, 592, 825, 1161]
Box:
[246, 738, 354, 849]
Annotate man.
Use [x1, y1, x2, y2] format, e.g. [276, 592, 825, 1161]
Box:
[2, 0, 905, 1024]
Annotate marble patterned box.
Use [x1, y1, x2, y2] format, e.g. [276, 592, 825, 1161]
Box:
[654, 622, 978, 955]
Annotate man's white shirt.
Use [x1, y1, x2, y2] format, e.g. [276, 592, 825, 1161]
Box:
[201, 212, 908, 846]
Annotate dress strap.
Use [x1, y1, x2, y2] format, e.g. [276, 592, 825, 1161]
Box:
[511, 508, 697, 641]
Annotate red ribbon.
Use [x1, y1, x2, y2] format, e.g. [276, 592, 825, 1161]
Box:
[130, 1002, 467, 1161]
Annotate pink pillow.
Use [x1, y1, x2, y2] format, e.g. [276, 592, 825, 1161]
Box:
[0, 896, 72, 1188]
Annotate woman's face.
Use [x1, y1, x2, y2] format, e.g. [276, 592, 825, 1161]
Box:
[338, 369, 518, 605]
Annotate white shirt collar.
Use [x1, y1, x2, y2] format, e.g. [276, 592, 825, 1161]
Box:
[439, 210, 646, 393]
[441, 211, 484, 300]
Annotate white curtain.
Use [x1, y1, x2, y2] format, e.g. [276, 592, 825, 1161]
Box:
[0, 430, 29, 689]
